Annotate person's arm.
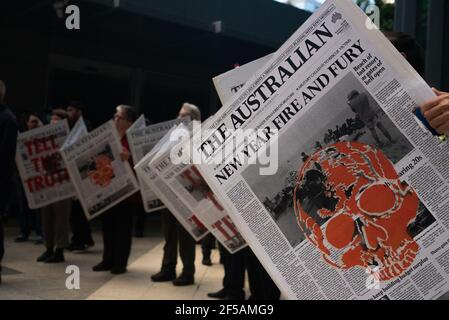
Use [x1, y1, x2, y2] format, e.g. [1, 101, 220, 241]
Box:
[421, 89, 449, 135]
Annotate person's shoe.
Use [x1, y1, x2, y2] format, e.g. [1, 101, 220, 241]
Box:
[15, 235, 29, 243]
[68, 243, 86, 252]
[45, 248, 65, 263]
[111, 267, 127, 275]
[173, 274, 194, 286]
[92, 262, 112, 272]
[207, 289, 228, 299]
[85, 240, 95, 248]
[37, 249, 54, 262]
[134, 231, 144, 238]
[151, 271, 176, 282]
[202, 257, 212, 266]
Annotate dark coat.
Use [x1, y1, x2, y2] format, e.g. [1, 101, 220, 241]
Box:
[0, 103, 18, 213]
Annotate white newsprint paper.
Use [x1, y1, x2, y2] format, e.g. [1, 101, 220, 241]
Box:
[61, 120, 139, 220]
[16, 120, 75, 209]
[152, 139, 247, 254]
[192, 0, 449, 300]
[134, 124, 209, 241]
[213, 54, 274, 105]
[61, 117, 88, 149]
[126, 116, 189, 213]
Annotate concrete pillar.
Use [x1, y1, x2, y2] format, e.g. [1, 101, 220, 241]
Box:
[394, 0, 417, 35]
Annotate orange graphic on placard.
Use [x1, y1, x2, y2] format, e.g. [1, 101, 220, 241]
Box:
[293, 142, 419, 281]
[88, 154, 114, 188]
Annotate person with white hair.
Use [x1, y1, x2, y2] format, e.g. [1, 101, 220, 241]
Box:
[92, 104, 141, 275]
[151, 102, 202, 286]
[178, 102, 201, 121]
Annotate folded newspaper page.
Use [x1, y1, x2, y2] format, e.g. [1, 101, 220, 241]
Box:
[213, 53, 274, 105]
[134, 124, 209, 241]
[191, 0, 449, 300]
[61, 120, 139, 220]
[16, 120, 75, 209]
[126, 116, 189, 213]
[152, 138, 247, 254]
[61, 117, 88, 149]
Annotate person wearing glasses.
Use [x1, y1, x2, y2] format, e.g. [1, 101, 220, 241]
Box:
[92, 104, 140, 275]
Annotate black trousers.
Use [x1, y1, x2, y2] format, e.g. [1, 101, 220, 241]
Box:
[161, 209, 196, 277]
[134, 210, 146, 236]
[219, 244, 245, 298]
[201, 233, 216, 258]
[0, 219, 4, 272]
[70, 200, 93, 246]
[101, 201, 134, 269]
[245, 249, 281, 300]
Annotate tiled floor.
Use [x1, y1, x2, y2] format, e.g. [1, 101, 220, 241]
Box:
[1, 217, 448, 300]
[0, 216, 227, 300]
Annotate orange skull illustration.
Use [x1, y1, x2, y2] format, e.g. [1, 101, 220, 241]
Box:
[293, 142, 419, 281]
[88, 154, 114, 188]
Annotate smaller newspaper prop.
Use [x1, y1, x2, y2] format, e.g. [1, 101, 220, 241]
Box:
[134, 124, 209, 241]
[152, 139, 247, 253]
[16, 120, 75, 209]
[126, 116, 189, 212]
[61, 120, 139, 220]
[213, 53, 274, 105]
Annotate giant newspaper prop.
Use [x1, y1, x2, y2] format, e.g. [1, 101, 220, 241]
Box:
[16, 120, 75, 209]
[61, 120, 139, 220]
[151, 138, 247, 254]
[134, 124, 209, 241]
[126, 116, 189, 213]
[192, 0, 449, 300]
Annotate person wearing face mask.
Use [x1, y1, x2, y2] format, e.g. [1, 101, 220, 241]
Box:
[92, 104, 140, 275]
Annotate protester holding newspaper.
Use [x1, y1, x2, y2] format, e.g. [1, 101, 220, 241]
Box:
[37, 109, 72, 263]
[15, 113, 44, 244]
[150, 103, 200, 286]
[92, 104, 139, 275]
[0, 80, 19, 285]
[66, 101, 95, 252]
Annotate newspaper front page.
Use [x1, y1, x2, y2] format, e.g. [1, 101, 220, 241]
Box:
[16, 120, 75, 209]
[61, 120, 139, 220]
[191, 0, 449, 300]
[134, 124, 209, 241]
[126, 116, 188, 212]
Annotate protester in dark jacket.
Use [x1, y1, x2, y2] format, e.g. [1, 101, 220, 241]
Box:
[0, 80, 19, 284]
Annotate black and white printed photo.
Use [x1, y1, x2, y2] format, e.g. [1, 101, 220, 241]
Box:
[243, 72, 415, 248]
